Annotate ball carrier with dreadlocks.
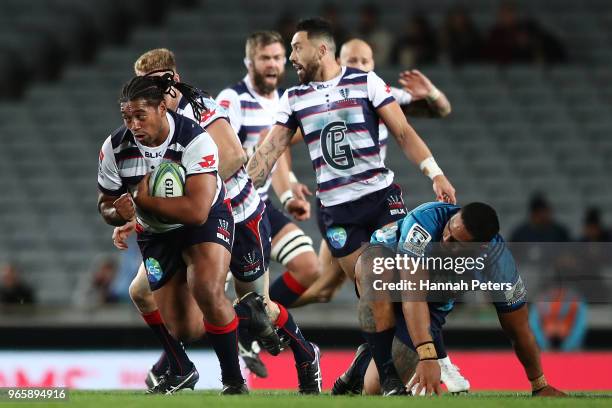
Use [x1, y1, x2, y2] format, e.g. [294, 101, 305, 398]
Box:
[110, 49, 321, 394]
[97, 75, 279, 395]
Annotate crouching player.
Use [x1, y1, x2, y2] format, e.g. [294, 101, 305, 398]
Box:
[335, 202, 567, 397]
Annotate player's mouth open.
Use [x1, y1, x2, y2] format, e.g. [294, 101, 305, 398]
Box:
[293, 63, 304, 74]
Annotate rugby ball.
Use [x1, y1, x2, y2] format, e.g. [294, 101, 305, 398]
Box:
[149, 162, 186, 198]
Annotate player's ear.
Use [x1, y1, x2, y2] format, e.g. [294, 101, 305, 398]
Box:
[158, 100, 167, 115]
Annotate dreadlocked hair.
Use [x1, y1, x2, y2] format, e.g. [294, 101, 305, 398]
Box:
[119, 72, 211, 119]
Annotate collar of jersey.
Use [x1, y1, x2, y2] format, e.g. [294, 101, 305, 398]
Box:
[309, 66, 346, 91]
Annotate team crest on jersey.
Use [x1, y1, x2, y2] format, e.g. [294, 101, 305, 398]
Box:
[241, 251, 262, 276]
[402, 224, 431, 256]
[387, 195, 406, 216]
[145, 257, 163, 283]
[339, 88, 350, 100]
[320, 121, 355, 171]
[327, 226, 347, 249]
[217, 219, 231, 245]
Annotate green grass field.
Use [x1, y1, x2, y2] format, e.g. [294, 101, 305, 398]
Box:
[3, 391, 611, 408]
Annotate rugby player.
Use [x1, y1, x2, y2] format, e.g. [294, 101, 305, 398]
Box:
[114, 49, 321, 394]
[292, 38, 467, 393]
[98, 75, 267, 394]
[335, 201, 567, 397]
[247, 18, 456, 394]
[216, 31, 322, 377]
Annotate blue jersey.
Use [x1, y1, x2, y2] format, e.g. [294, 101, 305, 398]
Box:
[371, 202, 527, 313]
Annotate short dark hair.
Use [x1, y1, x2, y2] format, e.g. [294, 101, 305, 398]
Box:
[460, 202, 500, 242]
[295, 17, 336, 52]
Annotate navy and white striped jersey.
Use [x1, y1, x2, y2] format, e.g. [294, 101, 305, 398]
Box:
[216, 75, 281, 202]
[97, 111, 222, 233]
[176, 93, 263, 224]
[275, 66, 396, 206]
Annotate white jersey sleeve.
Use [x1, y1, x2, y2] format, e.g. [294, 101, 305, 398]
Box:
[216, 89, 243, 134]
[199, 96, 229, 129]
[367, 71, 395, 109]
[97, 136, 123, 195]
[181, 132, 219, 176]
[390, 86, 413, 106]
[274, 89, 298, 130]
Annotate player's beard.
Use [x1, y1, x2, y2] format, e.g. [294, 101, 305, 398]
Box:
[253, 69, 284, 95]
[297, 59, 320, 84]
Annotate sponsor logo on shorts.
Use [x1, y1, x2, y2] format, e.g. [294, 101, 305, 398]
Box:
[241, 251, 262, 277]
[326, 226, 347, 249]
[387, 195, 406, 216]
[217, 219, 231, 245]
[402, 224, 431, 256]
[145, 257, 163, 283]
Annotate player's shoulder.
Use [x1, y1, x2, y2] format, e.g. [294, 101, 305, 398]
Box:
[409, 202, 459, 223]
[228, 80, 248, 95]
[341, 66, 369, 81]
[108, 124, 132, 149]
[285, 83, 313, 100]
[399, 202, 459, 244]
[170, 110, 206, 146]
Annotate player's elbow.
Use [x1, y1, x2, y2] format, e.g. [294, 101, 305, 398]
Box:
[184, 206, 211, 226]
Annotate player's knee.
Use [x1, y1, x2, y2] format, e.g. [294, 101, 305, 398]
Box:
[193, 279, 226, 311]
[315, 287, 334, 303]
[128, 280, 154, 312]
[289, 255, 321, 286]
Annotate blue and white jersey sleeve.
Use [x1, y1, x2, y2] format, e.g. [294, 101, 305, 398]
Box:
[216, 88, 243, 133]
[97, 136, 124, 196]
[367, 71, 395, 109]
[370, 219, 403, 249]
[274, 89, 298, 131]
[181, 131, 219, 176]
[390, 86, 413, 106]
[199, 96, 229, 129]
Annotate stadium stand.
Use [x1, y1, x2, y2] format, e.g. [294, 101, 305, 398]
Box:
[0, 0, 611, 308]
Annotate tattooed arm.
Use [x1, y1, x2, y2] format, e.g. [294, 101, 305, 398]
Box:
[247, 124, 294, 188]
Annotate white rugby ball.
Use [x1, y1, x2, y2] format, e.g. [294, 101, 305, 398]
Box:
[149, 162, 186, 198]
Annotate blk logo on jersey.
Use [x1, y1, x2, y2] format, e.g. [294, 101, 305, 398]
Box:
[145, 151, 163, 159]
[387, 195, 406, 216]
[320, 121, 355, 171]
[339, 88, 350, 100]
[217, 219, 231, 245]
[199, 154, 216, 168]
